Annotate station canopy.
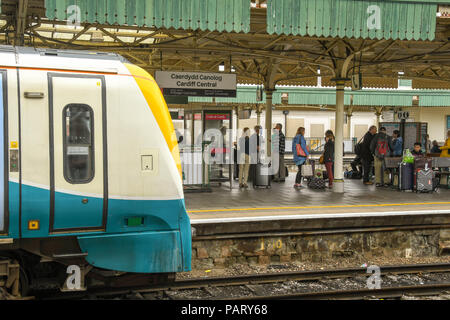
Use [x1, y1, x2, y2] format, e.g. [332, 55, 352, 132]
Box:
[1, 0, 450, 91]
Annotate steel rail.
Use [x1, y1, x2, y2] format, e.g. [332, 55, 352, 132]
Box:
[230, 283, 450, 300]
[35, 262, 450, 300]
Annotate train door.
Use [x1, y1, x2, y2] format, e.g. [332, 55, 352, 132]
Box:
[48, 74, 107, 232]
[0, 71, 6, 235]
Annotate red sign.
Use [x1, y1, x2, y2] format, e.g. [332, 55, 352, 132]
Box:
[194, 113, 202, 120]
[205, 113, 230, 120]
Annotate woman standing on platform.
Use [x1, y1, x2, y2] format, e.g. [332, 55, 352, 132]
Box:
[292, 127, 309, 188]
[440, 130, 450, 158]
[323, 130, 335, 188]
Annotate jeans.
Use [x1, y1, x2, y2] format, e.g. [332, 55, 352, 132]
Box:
[295, 164, 303, 184]
[325, 162, 334, 186]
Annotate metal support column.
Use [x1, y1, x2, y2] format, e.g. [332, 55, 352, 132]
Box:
[333, 79, 346, 193]
[265, 88, 274, 157]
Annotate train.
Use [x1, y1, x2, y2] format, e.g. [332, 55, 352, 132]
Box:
[0, 46, 191, 296]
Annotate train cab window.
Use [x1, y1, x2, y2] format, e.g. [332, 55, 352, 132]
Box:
[63, 104, 94, 183]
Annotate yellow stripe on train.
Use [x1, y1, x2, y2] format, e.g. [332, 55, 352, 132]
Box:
[124, 63, 182, 177]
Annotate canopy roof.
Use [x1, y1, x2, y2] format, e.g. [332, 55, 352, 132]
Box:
[1, 0, 450, 90]
[188, 86, 450, 107]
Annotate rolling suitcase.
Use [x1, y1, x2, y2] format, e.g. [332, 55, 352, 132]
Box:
[416, 168, 435, 192]
[253, 163, 271, 188]
[399, 162, 413, 191]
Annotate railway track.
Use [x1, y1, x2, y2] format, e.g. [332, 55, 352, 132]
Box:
[33, 262, 450, 300]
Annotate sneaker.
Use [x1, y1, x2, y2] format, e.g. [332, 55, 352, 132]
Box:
[375, 183, 383, 187]
[239, 183, 244, 188]
[294, 184, 301, 188]
[364, 181, 374, 185]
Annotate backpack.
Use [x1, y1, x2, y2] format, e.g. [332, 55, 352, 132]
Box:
[376, 140, 388, 157]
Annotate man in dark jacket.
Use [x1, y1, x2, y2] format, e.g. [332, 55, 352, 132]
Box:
[370, 127, 393, 187]
[361, 126, 377, 185]
[273, 123, 286, 182]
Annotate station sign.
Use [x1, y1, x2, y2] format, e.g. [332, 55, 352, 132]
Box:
[205, 113, 230, 120]
[155, 71, 236, 97]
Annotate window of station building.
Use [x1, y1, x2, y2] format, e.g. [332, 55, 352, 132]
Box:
[63, 104, 94, 184]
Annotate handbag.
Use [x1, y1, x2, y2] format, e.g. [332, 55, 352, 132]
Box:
[319, 155, 324, 164]
[302, 163, 314, 176]
[296, 143, 306, 157]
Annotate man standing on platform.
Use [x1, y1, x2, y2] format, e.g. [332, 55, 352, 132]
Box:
[273, 123, 286, 182]
[361, 125, 377, 185]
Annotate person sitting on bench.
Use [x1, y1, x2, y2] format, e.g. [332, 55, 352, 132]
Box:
[411, 142, 424, 157]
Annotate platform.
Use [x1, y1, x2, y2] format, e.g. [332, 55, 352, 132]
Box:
[186, 175, 450, 224]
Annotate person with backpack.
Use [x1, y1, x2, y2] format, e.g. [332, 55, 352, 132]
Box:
[360, 126, 377, 185]
[370, 127, 393, 187]
[292, 127, 309, 188]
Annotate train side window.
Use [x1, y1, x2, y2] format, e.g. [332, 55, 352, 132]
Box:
[63, 104, 94, 183]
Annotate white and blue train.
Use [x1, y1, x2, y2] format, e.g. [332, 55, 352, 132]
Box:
[0, 46, 191, 295]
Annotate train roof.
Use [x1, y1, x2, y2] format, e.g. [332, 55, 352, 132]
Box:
[0, 45, 131, 74]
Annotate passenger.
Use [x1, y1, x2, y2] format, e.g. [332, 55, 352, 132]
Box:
[411, 142, 424, 156]
[250, 125, 264, 164]
[350, 155, 362, 177]
[440, 130, 450, 158]
[273, 123, 286, 182]
[292, 127, 309, 188]
[431, 140, 441, 154]
[370, 127, 393, 187]
[425, 134, 432, 153]
[361, 126, 377, 185]
[323, 130, 335, 188]
[238, 127, 250, 188]
[391, 130, 403, 157]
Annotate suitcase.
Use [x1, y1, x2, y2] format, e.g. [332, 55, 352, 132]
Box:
[416, 168, 435, 192]
[253, 163, 271, 188]
[399, 162, 413, 191]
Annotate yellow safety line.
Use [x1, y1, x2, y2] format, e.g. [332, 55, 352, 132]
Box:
[187, 201, 450, 213]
